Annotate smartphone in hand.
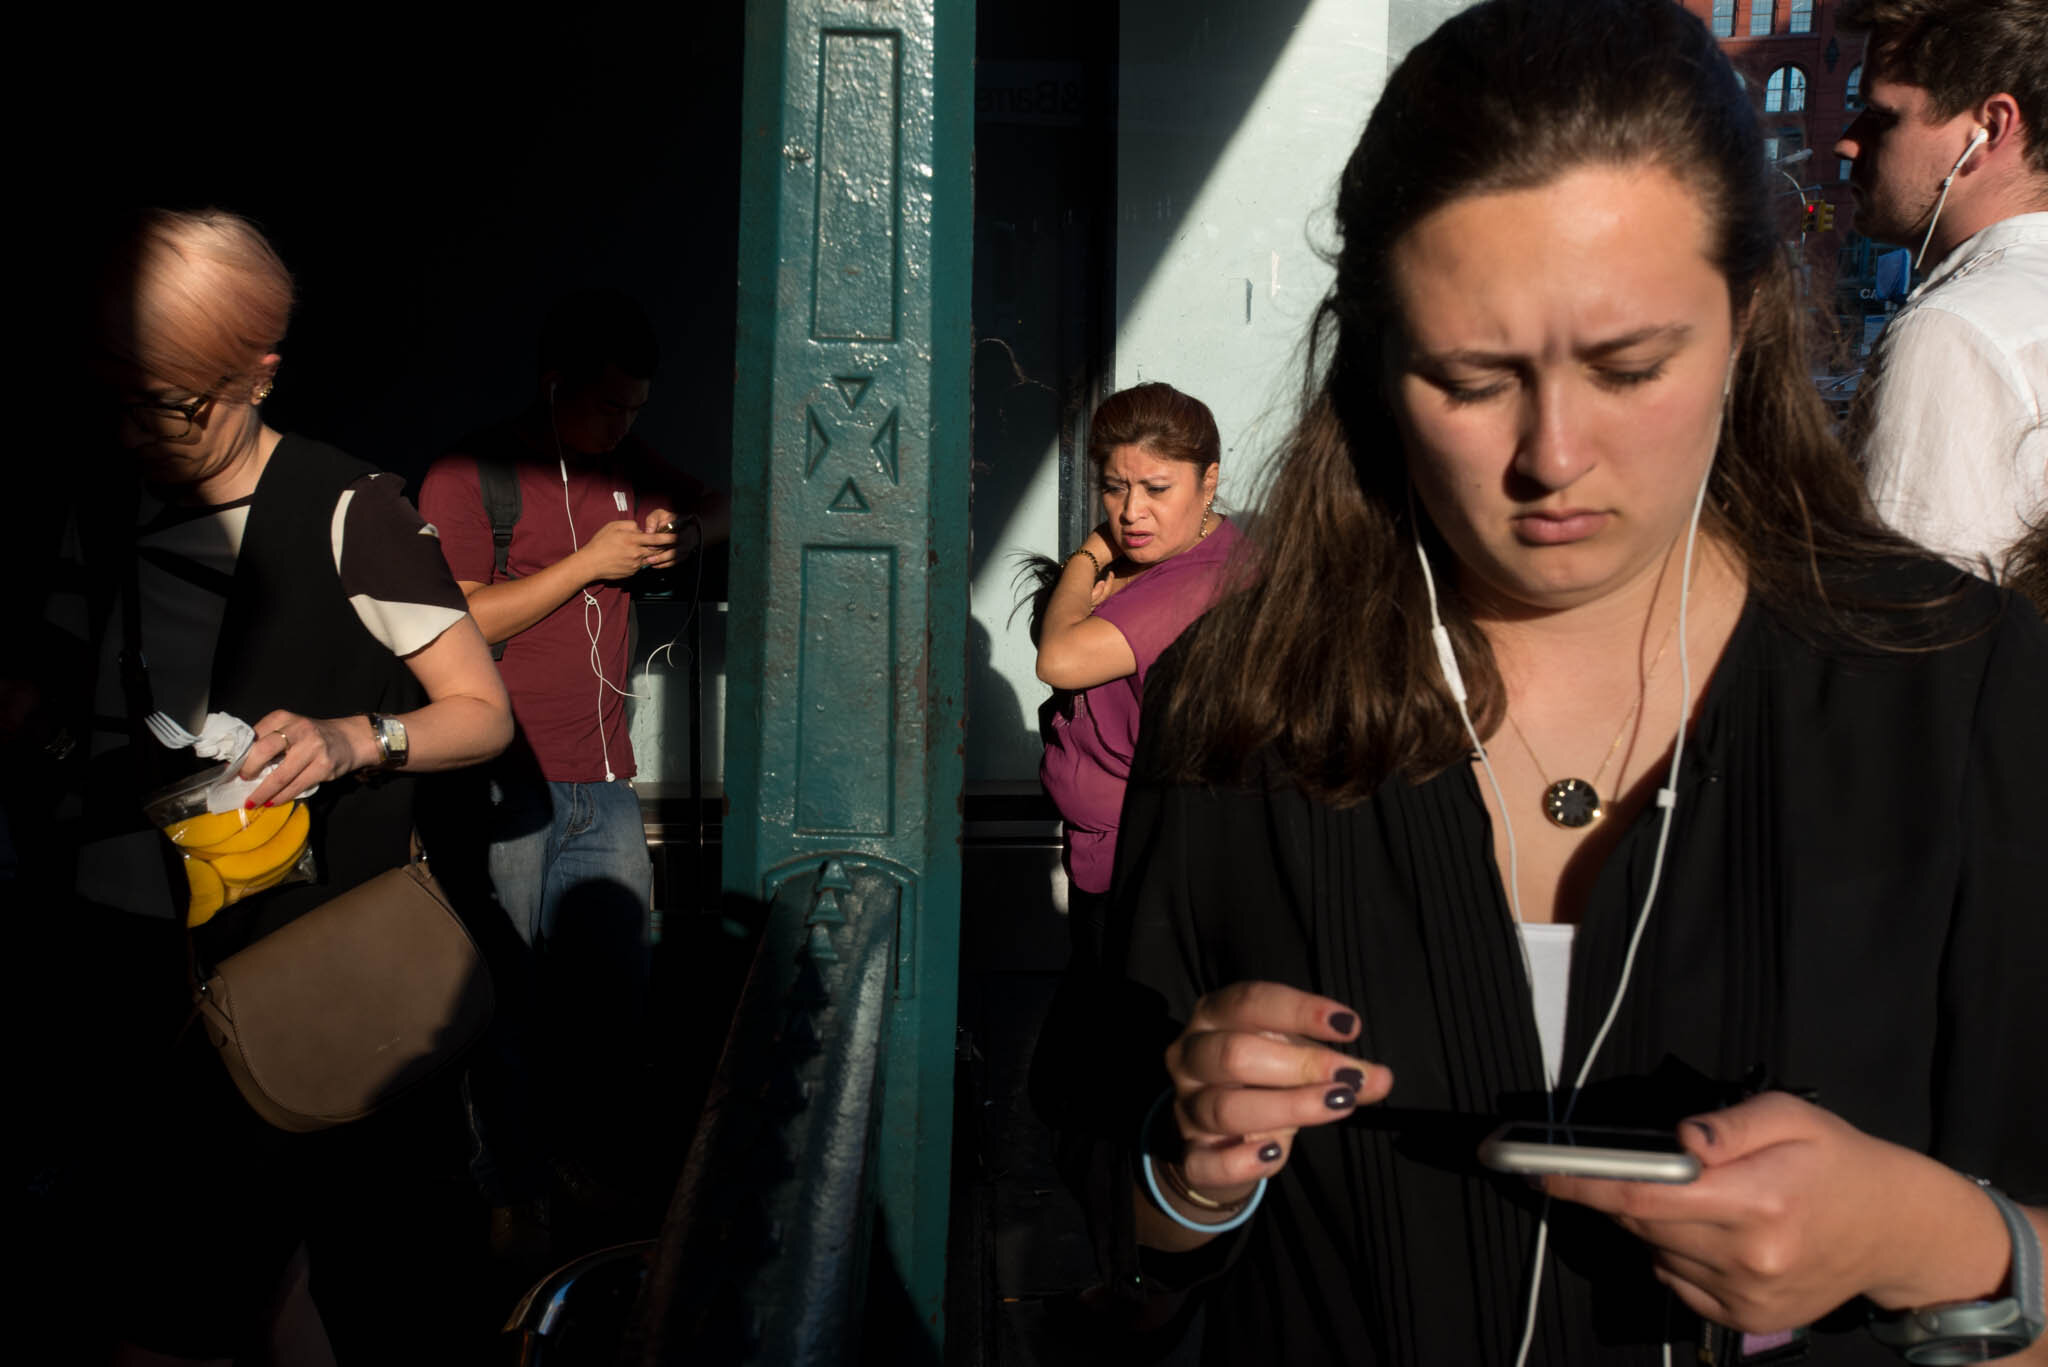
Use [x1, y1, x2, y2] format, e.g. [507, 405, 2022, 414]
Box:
[1478, 1122, 1701, 1183]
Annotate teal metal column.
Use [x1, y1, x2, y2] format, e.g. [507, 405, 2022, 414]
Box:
[726, 0, 972, 1346]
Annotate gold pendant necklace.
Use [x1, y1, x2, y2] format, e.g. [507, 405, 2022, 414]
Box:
[1501, 617, 1677, 831]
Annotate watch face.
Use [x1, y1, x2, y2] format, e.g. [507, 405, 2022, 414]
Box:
[374, 716, 409, 766]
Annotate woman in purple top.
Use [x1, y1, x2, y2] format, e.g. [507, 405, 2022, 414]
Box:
[1036, 382, 1243, 941]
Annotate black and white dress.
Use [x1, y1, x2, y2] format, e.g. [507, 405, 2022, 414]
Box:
[55, 433, 468, 940]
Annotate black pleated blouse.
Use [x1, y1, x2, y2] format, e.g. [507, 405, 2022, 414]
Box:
[1061, 569, 2048, 1365]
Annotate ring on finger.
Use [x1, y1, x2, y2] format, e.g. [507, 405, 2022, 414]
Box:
[272, 729, 291, 751]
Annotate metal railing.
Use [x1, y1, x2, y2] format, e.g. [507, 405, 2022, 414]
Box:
[624, 857, 904, 1366]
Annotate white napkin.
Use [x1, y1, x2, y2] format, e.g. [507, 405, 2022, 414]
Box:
[191, 712, 255, 762]
[167, 712, 321, 813]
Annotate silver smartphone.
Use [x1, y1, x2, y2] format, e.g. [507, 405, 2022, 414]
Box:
[1478, 1122, 1701, 1183]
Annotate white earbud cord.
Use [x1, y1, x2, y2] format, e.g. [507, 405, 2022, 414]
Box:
[1915, 128, 1988, 270]
[551, 397, 656, 782]
[1415, 434, 1717, 1367]
[639, 515, 707, 695]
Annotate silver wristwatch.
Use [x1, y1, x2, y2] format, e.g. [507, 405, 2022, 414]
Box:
[367, 713, 410, 769]
[1870, 1179, 2043, 1364]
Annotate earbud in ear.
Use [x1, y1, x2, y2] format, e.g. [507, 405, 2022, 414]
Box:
[1952, 126, 1989, 175]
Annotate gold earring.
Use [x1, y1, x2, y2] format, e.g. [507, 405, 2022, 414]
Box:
[252, 379, 274, 405]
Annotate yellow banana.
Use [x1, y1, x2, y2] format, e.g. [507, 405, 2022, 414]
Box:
[212, 803, 312, 886]
[221, 854, 300, 905]
[184, 857, 226, 927]
[190, 801, 295, 856]
[166, 809, 248, 849]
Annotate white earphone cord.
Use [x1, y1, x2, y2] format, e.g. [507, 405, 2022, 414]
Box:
[1915, 127, 1988, 270]
[1417, 393, 1721, 1367]
[549, 395, 656, 784]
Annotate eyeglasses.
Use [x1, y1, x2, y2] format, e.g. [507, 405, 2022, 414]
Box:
[123, 390, 218, 440]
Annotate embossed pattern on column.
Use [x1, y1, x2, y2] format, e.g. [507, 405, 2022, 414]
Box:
[813, 31, 900, 341]
[796, 546, 895, 835]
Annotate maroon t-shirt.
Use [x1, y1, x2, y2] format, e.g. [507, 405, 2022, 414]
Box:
[1039, 518, 1242, 893]
[419, 424, 698, 782]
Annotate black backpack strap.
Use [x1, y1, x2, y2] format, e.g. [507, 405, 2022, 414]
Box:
[477, 454, 522, 583]
[474, 454, 522, 661]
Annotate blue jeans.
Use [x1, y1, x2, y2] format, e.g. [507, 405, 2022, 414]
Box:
[489, 776, 654, 979]
[467, 776, 653, 1199]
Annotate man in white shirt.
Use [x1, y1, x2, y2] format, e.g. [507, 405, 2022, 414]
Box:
[1836, 0, 2048, 574]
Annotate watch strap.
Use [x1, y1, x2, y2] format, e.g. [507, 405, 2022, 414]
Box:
[1989, 1181, 2046, 1342]
[1869, 1179, 2043, 1362]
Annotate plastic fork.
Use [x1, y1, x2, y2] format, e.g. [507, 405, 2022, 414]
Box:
[143, 710, 201, 749]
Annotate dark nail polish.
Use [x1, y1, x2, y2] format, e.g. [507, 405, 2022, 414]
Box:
[1334, 1066, 1365, 1090]
[1258, 1142, 1283, 1163]
[1324, 1087, 1356, 1111]
[1328, 1011, 1356, 1036]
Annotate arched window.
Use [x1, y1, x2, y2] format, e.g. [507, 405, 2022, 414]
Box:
[1765, 66, 1807, 114]
[1789, 0, 1813, 34]
[1750, 0, 1774, 36]
[1712, 0, 1736, 37]
[1846, 64, 1863, 109]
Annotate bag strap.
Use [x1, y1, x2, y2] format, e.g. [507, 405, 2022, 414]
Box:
[477, 454, 521, 662]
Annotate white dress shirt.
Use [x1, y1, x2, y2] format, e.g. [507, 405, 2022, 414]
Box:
[1860, 212, 2048, 574]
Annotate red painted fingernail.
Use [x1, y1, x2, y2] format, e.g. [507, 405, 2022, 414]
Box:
[244, 799, 256, 810]
[263, 800, 275, 808]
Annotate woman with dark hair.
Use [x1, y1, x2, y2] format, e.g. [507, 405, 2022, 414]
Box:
[1034, 381, 1242, 947]
[63, 209, 513, 1365]
[1052, 2, 2048, 1363]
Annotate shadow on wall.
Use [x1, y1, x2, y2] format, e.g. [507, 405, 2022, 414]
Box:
[967, 614, 1034, 780]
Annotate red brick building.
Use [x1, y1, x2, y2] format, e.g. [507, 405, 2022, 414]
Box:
[1679, 0, 1878, 349]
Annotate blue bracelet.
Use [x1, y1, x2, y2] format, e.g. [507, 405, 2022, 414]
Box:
[1139, 1090, 1269, 1235]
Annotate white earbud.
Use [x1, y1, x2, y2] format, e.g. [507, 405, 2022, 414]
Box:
[1954, 125, 1990, 174]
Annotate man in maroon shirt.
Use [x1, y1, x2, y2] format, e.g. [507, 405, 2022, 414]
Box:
[418, 293, 725, 1204]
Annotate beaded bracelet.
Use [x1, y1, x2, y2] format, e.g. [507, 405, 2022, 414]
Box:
[1066, 547, 1104, 577]
[1138, 1089, 1269, 1235]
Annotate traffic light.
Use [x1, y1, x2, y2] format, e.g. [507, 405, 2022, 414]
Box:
[1801, 202, 1821, 235]
[1817, 202, 1835, 232]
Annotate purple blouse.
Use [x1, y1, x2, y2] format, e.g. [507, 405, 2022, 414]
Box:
[1039, 519, 1242, 893]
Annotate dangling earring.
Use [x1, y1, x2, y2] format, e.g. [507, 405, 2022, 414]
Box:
[251, 378, 274, 405]
[1199, 496, 1215, 540]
